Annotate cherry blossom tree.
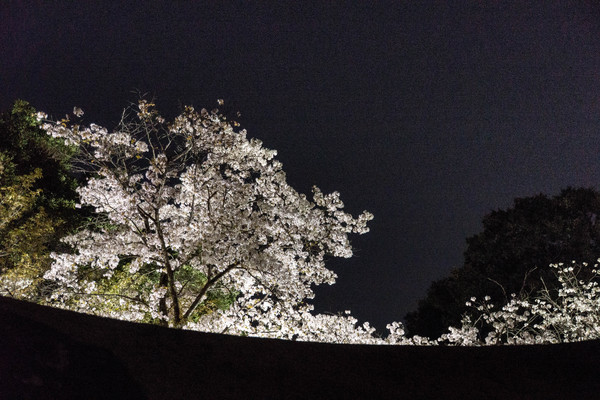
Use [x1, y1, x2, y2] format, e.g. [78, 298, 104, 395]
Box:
[438, 260, 600, 345]
[38, 100, 375, 338]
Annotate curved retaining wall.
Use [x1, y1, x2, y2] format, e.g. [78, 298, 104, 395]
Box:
[1, 296, 599, 399]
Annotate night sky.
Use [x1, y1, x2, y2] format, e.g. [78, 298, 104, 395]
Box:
[3, 1, 600, 332]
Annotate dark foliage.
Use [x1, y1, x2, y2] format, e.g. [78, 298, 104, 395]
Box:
[0, 101, 95, 298]
[406, 187, 600, 339]
[0, 100, 85, 233]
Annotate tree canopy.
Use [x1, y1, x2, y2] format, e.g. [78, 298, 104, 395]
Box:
[406, 187, 600, 339]
[0, 101, 85, 300]
[0, 100, 80, 219]
[39, 100, 375, 337]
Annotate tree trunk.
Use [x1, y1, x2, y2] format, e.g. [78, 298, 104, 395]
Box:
[158, 272, 169, 327]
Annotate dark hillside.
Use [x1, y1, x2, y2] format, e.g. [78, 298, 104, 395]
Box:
[1, 296, 599, 399]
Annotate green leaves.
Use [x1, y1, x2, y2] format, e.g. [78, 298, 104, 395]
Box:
[0, 160, 58, 299]
[175, 264, 238, 321]
[0, 100, 90, 301]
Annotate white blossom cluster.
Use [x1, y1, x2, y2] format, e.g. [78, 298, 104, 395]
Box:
[39, 101, 398, 343]
[438, 260, 600, 345]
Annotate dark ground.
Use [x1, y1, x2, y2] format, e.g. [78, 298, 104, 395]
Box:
[1, 296, 599, 400]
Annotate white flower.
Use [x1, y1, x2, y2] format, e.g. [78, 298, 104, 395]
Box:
[73, 107, 84, 117]
[40, 101, 381, 342]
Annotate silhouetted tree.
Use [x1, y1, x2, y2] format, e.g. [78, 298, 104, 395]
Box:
[406, 187, 600, 339]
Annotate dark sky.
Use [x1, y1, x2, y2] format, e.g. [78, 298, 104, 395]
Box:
[3, 1, 600, 332]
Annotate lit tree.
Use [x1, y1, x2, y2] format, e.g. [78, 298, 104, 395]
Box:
[0, 101, 86, 301]
[438, 260, 600, 345]
[40, 100, 374, 335]
[0, 100, 82, 231]
[0, 154, 56, 299]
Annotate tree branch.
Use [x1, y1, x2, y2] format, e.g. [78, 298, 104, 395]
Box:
[182, 261, 239, 321]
